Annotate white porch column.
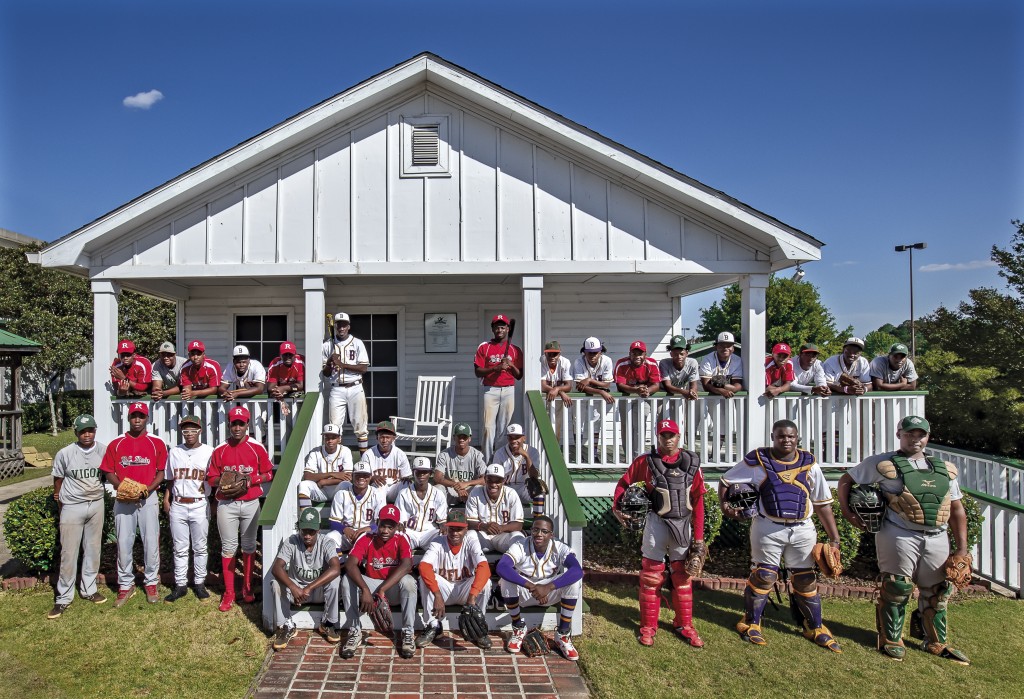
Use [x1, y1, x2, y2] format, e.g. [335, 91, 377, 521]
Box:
[303, 277, 326, 392]
[92, 280, 120, 441]
[740, 273, 768, 451]
[521, 276, 543, 429]
[671, 296, 683, 337]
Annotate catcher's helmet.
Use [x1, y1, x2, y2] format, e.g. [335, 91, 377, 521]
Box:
[618, 484, 651, 531]
[723, 482, 759, 520]
[848, 484, 886, 533]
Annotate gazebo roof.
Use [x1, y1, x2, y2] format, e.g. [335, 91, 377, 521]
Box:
[0, 324, 42, 354]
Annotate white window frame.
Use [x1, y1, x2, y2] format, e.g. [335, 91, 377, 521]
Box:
[400, 115, 451, 178]
[230, 307, 296, 367]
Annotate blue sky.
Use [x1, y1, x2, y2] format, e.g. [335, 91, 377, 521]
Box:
[1, 0, 1020, 337]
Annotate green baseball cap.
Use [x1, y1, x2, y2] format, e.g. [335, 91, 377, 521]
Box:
[889, 343, 910, 356]
[800, 343, 820, 354]
[73, 414, 97, 432]
[899, 415, 930, 433]
[543, 340, 561, 353]
[376, 420, 397, 434]
[446, 509, 468, 528]
[668, 335, 690, 350]
[179, 414, 203, 428]
[453, 422, 472, 437]
[297, 507, 321, 530]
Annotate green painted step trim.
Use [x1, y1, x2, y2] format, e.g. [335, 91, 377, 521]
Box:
[258, 392, 320, 526]
[527, 390, 586, 527]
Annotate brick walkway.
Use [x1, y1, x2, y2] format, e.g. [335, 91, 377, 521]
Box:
[253, 630, 589, 699]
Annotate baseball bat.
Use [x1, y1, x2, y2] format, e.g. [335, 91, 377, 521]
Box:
[501, 318, 517, 361]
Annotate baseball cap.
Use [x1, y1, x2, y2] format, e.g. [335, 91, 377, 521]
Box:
[322, 423, 342, 436]
[453, 422, 472, 437]
[352, 462, 372, 476]
[446, 509, 468, 528]
[73, 414, 97, 432]
[543, 340, 561, 354]
[412, 456, 433, 471]
[716, 331, 736, 345]
[844, 336, 866, 349]
[334, 312, 350, 323]
[668, 335, 690, 351]
[581, 336, 606, 353]
[228, 406, 250, 423]
[800, 343, 820, 354]
[491, 314, 509, 326]
[158, 341, 176, 354]
[127, 401, 149, 417]
[232, 344, 250, 357]
[772, 343, 792, 356]
[378, 504, 401, 524]
[376, 420, 396, 435]
[297, 507, 321, 530]
[889, 343, 910, 356]
[899, 415, 931, 433]
[657, 419, 680, 435]
[484, 464, 506, 479]
[630, 340, 647, 353]
[279, 341, 297, 355]
[179, 414, 203, 428]
[188, 340, 205, 352]
[506, 423, 524, 437]
[117, 339, 135, 355]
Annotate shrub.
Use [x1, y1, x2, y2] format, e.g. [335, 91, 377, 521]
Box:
[22, 390, 93, 434]
[953, 492, 984, 551]
[618, 487, 723, 550]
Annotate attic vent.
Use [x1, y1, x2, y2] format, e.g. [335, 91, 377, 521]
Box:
[401, 115, 450, 178]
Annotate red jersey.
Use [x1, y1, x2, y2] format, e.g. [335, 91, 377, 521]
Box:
[110, 355, 153, 392]
[474, 340, 523, 387]
[613, 357, 661, 388]
[765, 356, 795, 386]
[350, 532, 412, 580]
[267, 355, 305, 387]
[181, 358, 222, 389]
[613, 449, 705, 539]
[100, 431, 168, 486]
[207, 436, 274, 502]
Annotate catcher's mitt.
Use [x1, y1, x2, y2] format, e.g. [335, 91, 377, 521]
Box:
[944, 553, 973, 590]
[458, 605, 489, 644]
[812, 542, 843, 579]
[526, 476, 548, 499]
[218, 470, 250, 499]
[683, 540, 708, 578]
[521, 629, 550, 657]
[368, 592, 394, 635]
[838, 373, 859, 387]
[709, 374, 728, 389]
[115, 477, 148, 503]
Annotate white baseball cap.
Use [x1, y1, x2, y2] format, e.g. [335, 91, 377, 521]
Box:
[506, 423, 524, 437]
[232, 344, 250, 357]
[334, 312, 351, 323]
[716, 331, 736, 344]
[844, 336, 866, 349]
[352, 462, 372, 476]
[322, 424, 342, 436]
[581, 336, 605, 353]
[158, 341, 176, 354]
[412, 456, 433, 471]
[484, 464, 506, 479]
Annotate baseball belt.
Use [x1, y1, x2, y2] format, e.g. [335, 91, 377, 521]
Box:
[334, 379, 362, 387]
[174, 496, 204, 504]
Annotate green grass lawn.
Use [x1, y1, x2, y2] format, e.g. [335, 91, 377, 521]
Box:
[0, 585, 267, 699]
[578, 582, 1024, 699]
[22, 430, 76, 456]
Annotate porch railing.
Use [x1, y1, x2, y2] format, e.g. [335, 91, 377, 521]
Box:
[0, 409, 23, 452]
[961, 487, 1024, 597]
[930, 444, 1024, 505]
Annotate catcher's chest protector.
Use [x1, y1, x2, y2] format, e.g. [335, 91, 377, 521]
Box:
[647, 451, 700, 519]
[884, 454, 951, 527]
[752, 448, 815, 521]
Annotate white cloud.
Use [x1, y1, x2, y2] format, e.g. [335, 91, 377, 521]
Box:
[919, 260, 997, 273]
[832, 260, 857, 267]
[122, 89, 164, 109]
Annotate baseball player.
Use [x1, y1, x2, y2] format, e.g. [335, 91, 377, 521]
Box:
[162, 414, 214, 603]
[498, 514, 583, 661]
[614, 340, 661, 454]
[108, 339, 153, 397]
[870, 342, 919, 391]
[822, 336, 871, 396]
[540, 340, 573, 407]
[612, 418, 705, 647]
[719, 419, 842, 652]
[465, 464, 525, 554]
[150, 341, 186, 400]
[394, 457, 448, 549]
[267, 341, 304, 415]
[764, 342, 795, 398]
[838, 415, 970, 665]
[415, 508, 491, 649]
[474, 313, 523, 461]
[297, 423, 353, 509]
[206, 405, 274, 612]
[180, 340, 222, 400]
[659, 335, 700, 400]
[433, 422, 486, 505]
[327, 462, 386, 557]
[340, 504, 418, 660]
[359, 420, 411, 502]
[220, 344, 267, 401]
[271, 507, 343, 650]
[699, 331, 744, 397]
[100, 402, 167, 607]
[791, 343, 830, 396]
[573, 336, 615, 460]
[48, 414, 107, 619]
[491, 423, 544, 515]
[321, 312, 370, 453]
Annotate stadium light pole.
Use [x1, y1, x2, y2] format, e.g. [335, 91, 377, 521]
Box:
[894, 242, 927, 358]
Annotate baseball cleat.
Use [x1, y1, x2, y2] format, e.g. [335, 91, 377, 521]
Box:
[192, 584, 211, 601]
[878, 639, 906, 661]
[241, 587, 256, 604]
[114, 586, 136, 608]
[340, 627, 364, 659]
[164, 586, 188, 604]
[637, 628, 656, 647]
[273, 625, 298, 651]
[398, 628, 416, 658]
[415, 623, 440, 648]
[47, 603, 68, 620]
[84, 592, 107, 605]
[736, 618, 766, 646]
[317, 623, 341, 644]
[555, 632, 579, 661]
[144, 585, 159, 604]
[506, 623, 527, 653]
[674, 625, 705, 648]
[218, 593, 235, 613]
[926, 643, 970, 666]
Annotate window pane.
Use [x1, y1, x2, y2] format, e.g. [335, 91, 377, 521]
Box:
[236, 316, 261, 341]
[372, 370, 398, 397]
[370, 398, 398, 424]
[349, 314, 372, 339]
[372, 341, 398, 367]
[263, 315, 287, 341]
[374, 314, 398, 340]
[361, 372, 373, 394]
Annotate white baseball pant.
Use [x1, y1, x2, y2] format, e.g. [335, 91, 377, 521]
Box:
[481, 385, 515, 462]
[328, 385, 369, 448]
[169, 501, 210, 586]
[114, 493, 161, 589]
[217, 499, 261, 556]
[419, 575, 486, 625]
[750, 515, 816, 569]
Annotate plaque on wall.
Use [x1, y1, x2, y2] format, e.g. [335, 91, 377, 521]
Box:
[424, 313, 457, 353]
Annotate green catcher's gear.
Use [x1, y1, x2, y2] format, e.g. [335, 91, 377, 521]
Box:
[876, 573, 915, 660]
[918, 580, 970, 665]
[877, 455, 954, 527]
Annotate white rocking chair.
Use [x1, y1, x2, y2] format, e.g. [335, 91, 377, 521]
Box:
[389, 375, 456, 459]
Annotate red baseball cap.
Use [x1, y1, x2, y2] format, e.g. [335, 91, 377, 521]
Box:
[117, 339, 136, 354]
[279, 341, 297, 355]
[188, 340, 205, 352]
[378, 504, 401, 524]
[772, 343, 792, 356]
[657, 419, 680, 435]
[491, 314, 509, 325]
[127, 401, 149, 417]
[229, 406, 250, 423]
[630, 340, 647, 353]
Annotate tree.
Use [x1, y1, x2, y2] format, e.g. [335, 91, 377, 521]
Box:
[869, 320, 929, 355]
[864, 329, 902, 358]
[697, 275, 852, 356]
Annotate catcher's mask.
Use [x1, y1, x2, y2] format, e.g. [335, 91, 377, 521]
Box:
[848, 484, 886, 533]
[618, 484, 650, 531]
[723, 482, 759, 520]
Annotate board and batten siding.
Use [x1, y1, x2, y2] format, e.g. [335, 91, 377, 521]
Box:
[92, 88, 761, 275]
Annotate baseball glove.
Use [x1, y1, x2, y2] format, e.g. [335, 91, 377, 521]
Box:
[838, 373, 860, 387]
[812, 542, 843, 579]
[521, 629, 550, 657]
[368, 592, 394, 635]
[526, 476, 548, 498]
[218, 470, 250, 499]
[944, 553, 973, 590]
[683, 540, 708, 578]
[115, 477, 148, 503]
[458, 605, 489, 644]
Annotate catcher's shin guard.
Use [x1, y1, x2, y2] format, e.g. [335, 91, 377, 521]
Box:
[219, 557, 236, 612]
[668, 561, 703, 647]
[638, 558, 666, 645]
[241, 552, 256, 604]
[791, 568, 840, 653]
[918, 580, 970, 665]
[876, 573, 914, 660]
[744, 564, 778, 626]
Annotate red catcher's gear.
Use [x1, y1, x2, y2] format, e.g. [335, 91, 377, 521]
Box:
[639, 557, 666, 644]
[669, 560, 704, 647]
